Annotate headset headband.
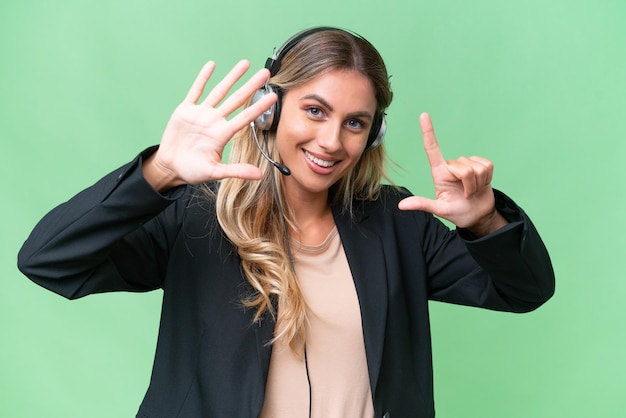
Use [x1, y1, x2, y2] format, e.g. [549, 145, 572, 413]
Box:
[265, 26, 361, 76]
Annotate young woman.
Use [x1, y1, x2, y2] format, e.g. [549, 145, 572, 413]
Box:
[18, 27, 555, 418]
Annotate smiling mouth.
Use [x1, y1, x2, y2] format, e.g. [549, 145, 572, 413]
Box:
[304, 150, 337, 168]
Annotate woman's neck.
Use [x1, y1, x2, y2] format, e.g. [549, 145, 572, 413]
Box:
[286, 190, 335, 246]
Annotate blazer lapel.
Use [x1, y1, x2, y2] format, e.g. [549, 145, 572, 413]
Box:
[254, 309, 276, 404]
[333, 206, 388, 397]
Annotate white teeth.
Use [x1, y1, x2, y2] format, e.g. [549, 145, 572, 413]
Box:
[305, 151, 336, 168]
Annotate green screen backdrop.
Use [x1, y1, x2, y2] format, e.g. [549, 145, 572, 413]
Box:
[2, 0, 625, 417]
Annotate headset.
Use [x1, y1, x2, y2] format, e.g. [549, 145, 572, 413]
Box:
[250, 27, 387, 176]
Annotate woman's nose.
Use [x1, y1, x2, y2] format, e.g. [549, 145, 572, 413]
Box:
[317, 121, 342, 151]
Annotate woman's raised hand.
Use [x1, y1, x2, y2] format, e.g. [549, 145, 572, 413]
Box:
[398, 113, 508, 236]
[142, 60, 277, 192]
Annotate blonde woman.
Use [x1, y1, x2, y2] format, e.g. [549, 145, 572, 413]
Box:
[19, 27, 554, 418]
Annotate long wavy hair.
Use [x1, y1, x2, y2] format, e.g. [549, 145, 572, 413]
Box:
[211, 28, 393, 354]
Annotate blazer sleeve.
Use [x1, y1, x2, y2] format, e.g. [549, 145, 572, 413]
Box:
[420, 189, 555, 312]
[17, 147, 187, 299]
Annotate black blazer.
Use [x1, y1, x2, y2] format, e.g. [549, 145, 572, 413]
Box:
[18, 151, 555, 418]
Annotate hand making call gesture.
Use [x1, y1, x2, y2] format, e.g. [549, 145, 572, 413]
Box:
[398, 113, 508, 237]
[142, 60, 277, 192]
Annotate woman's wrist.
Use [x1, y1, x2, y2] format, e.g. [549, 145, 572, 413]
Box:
[466, 209, 509, 238]
[141, 153, 184, 193]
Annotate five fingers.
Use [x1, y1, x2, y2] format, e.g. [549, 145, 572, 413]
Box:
[184, 59, 276, 119]
[179, 59, 278, 141]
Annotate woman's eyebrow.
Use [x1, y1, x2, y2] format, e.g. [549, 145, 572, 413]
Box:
[300, 94, 334, 111]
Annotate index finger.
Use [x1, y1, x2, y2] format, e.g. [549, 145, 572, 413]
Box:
[420, 112, 445, 168]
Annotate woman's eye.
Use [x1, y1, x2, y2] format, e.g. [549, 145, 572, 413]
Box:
[306, 107, 324, 117]
[346, 119, 365, 130]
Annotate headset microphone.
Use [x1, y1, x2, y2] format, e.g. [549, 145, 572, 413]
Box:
[250, 122, 291, 176]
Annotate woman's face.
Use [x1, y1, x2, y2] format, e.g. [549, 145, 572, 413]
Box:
[275, 69, 377, 202]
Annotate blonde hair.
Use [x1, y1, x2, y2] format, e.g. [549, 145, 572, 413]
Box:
[211, 29, 393, 354]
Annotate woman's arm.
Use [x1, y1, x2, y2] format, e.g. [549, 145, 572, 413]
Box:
[418, 190, 555, 312]
[17, 150, 184, 298]
[18, 60, 278, 298]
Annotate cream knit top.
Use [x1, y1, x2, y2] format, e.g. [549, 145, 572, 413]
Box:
[260, 227, 375, 418]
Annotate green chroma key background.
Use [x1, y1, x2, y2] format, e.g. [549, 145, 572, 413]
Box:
[1, 0, 624, 416]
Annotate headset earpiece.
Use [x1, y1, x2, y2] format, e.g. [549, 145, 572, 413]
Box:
[252, 84, 282, 132]
[366, 112, 386, 151]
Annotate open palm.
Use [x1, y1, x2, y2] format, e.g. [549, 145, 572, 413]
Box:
[147, 60, 277, 189]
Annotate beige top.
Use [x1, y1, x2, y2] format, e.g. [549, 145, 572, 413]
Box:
[260, 227, 375, 418]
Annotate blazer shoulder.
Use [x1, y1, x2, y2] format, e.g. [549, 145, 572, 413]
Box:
[380, 184, 412, 202]
[352, 185, 429, 225]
